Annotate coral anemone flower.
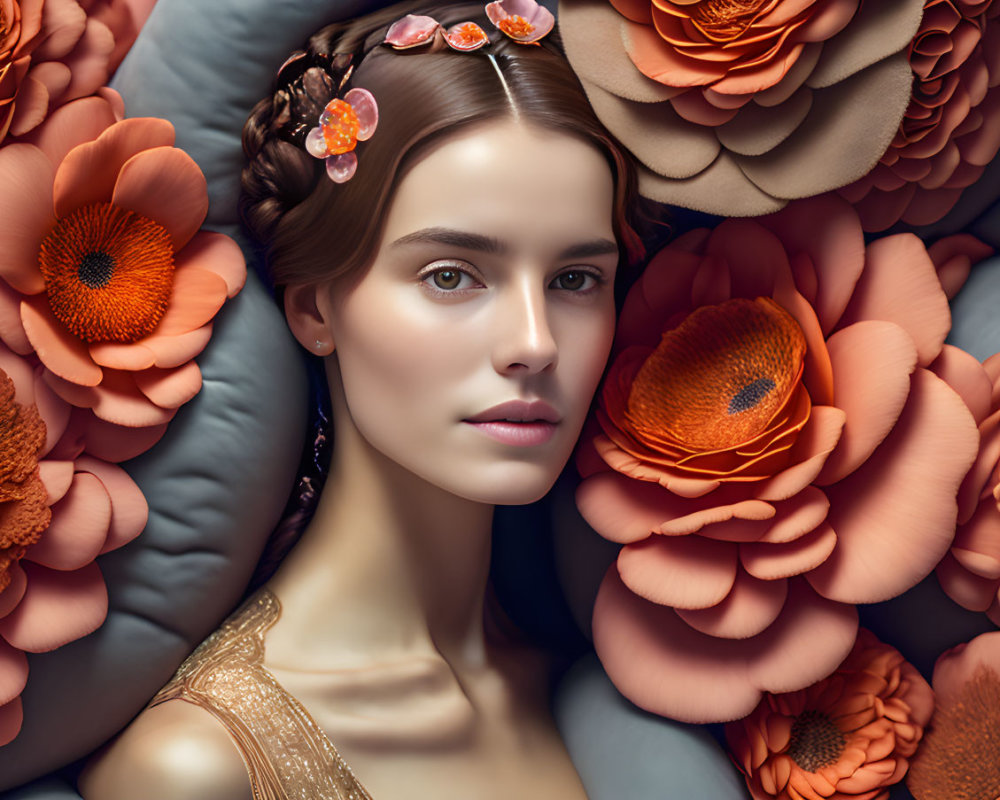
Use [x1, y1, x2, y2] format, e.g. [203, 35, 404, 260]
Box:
[486, 0, 554, 43]
[907, 631, 1000, 799]
[0, 341, 147, 746]
[577, 194, 981, 722]
[727, 630, 934, 800]
[0, 95, 246, 429]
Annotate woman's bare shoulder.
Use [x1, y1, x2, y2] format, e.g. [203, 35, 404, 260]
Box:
[78, 699, 252, 800]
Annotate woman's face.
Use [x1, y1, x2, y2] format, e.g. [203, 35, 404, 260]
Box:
[307, 121, 619, 505]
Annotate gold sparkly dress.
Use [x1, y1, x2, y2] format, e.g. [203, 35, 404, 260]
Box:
[149, 590, 374, 800]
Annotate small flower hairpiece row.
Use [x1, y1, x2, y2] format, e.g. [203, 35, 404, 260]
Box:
[384, 0, 555, 50]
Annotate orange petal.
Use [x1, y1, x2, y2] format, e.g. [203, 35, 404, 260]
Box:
[0, 561, 107, 652]
[51, 116, 174, 216]
[617, 535, 737, 609]
[139, 324, 213, 369]
[150, 266, 228, 337]
[930, 343, 994, 426]
[17, 95, 117, 166]
[43, 368, 177, 427]
[23, 471, 110, 570]
[936, 551, 998, 612]
[37, 460, 74, 505]
[20, 295, 102, 385]
[0, 282, 32, 355]
[0, 144, 54, 294]
[76, 456, 148, 553]
[838, 233, 951, 366]
[88, 341, 157, 370]
[174, 231, 246, 298]
[0, 639, 28, 706]
[758, 485, 830, 544]
[816, 320, 918, 485]
[57, 407, 166, 463]
[32, 371, 71, 455]
[132, 361, 202, 409]
[741, 521, 837, 580]
[676, 568, 788, 638]
[808, 369, 979, 603]
[756, 405, 846, 501]
[111, 146, 208, 252]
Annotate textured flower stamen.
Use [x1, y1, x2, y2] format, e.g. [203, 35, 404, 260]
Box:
[786, 710, 846, 772]
[448, 22, 489, 49]
[38, 203, 175, 343]
[499, 15, 535, 38]
[0, 368, 50, 595]
[320, 98, 361, 156]
[692, 0, 769, 41]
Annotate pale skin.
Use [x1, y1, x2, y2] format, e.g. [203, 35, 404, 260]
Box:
[79, 120, 619, 800]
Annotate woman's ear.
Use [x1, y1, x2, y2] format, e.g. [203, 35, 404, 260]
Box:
[284, 283, 335, 355]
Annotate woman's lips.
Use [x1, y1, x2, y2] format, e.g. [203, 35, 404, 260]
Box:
[465, 420, 557, 446]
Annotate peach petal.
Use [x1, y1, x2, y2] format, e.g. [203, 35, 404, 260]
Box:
[54, 409, 166, 463]
[816, 321, 918, 485]
[383, 14, 439, 48]
[593, 571, 858, 722]
[24, 60, 70, 102]
[576, 471, 679, 544]
[0, 698, 24, 748]
[706, 218, 788, 296]
[139, 324, 213, 369]
[741, 521, 837, 580]
[676, 568, 788, 639]
[344, 88, 378, 140]
[7, 74, 51, 138]
[669, 88, 740, 126]
[76, 455, 148, 553]
[88, 341, 156, 370]
[59, 18, 114, 103]
[931, 630, 1000, 705]
[758, 486, 830, 544]
[617, 535, 737, 609]
[0, 640, 28, 706]
[31, 371, 70, 454]
[838, 233, 951, 367]
[757, 194, 865, 334]
[43, 369, 177, 427]
[0, 561, 107, 653]
[809, 369, 979, 603]
[0, 566, 27, 620]
[756, 406, 846, 501]
[20, 295, 102, 386]
[111, 146, 208, 252]
[37, 460, 74, 506]
[23, 471, 110, 571]
[0, 144, 54, 294]
[0, 343, 36, 404]
[132, 361, 202, 409]
[33, 0, 87, 60]
[662, 500, 777, 537]
[929, 234, 994, 300]
[0, 282, 32, 355]
[174, 231, 246, 298]
[623, 20, 725, 88]
[151, 266, 228, 337]
[930, 343, 994, 425]
[17, 95, 117, 166]
[51, 116, 175, 216]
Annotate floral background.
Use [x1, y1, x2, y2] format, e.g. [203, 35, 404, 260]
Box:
[2, 0, 1000, 799]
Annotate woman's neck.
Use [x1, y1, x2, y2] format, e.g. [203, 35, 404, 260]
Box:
[264, 393, 496, 673]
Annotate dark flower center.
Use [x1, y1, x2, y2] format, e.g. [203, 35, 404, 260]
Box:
[77, 251, 115, 289]
[728, 377, 776, 414]
[786, 710, 846, 772]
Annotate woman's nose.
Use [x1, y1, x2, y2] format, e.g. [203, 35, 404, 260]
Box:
[492, 277, 558, 376]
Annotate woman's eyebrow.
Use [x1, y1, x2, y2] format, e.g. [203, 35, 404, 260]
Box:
[557, 239, 619, 260]
[391, 227, 506, 254]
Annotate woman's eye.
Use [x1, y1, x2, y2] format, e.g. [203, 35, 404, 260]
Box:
[421, 265, 479, 293]
[552, 270, 597, 291]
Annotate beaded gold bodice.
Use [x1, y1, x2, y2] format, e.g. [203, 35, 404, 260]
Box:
[150, 589, 374, 800]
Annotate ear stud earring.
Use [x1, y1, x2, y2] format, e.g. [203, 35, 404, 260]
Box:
[315, 340, 325, 351]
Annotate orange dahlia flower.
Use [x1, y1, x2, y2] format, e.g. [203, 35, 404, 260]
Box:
[727, 629, 934, 800]
[558, 0, 924, 215]
[0, 340, 147, 746]
[840, 0, 1000, 231]
[907, 630, 1000, 799]
[936, 350, 1000, 623]
[0, 94, 246, 429]
[577, 194, 981, 722]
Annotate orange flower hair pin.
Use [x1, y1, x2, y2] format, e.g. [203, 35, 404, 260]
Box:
[382, 0, 553, 51]
[485, 0, 554, 44]
[305, 88, 378, 183]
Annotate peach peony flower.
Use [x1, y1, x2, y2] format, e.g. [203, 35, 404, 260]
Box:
[0, 0, 150, 145]
[577, 194, 981, 722]
[935, 350, 1000, 623]
[839, 1, 1000, 231]
[727, 629, 934, 800]
[0, 94, 246, 429]
[558, 0, 925, 215]
[907, 630, 1000, 799]
[0, 340, 148, 746]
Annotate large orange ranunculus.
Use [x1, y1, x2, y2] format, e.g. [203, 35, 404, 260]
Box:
[558, 0, 924, 215]
[0, 341, 147, 746]
[0, 94, 246, 430]
[727, 630, 934, 800]
[576, 194, 982, 722]
[840, 0, 1000, 231]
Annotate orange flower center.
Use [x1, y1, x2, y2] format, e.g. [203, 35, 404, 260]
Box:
[451, 22, 488, 47]
[625, 297, 806, 452]
[38, 202, 175, 344]
[786, 710, 846, 772]
[499, 15, 536, 38]
[907, 666, 1000, 799]
[320, 98, 361, 156]
[0, 367, 50, 596]
[692, 0, 768, 41]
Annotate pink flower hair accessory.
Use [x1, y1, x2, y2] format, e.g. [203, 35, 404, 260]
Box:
[383, 14, 491, 51]
[304, 87, 378, 184]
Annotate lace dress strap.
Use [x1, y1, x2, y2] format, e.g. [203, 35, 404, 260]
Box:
[150, 589, 374, 800]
